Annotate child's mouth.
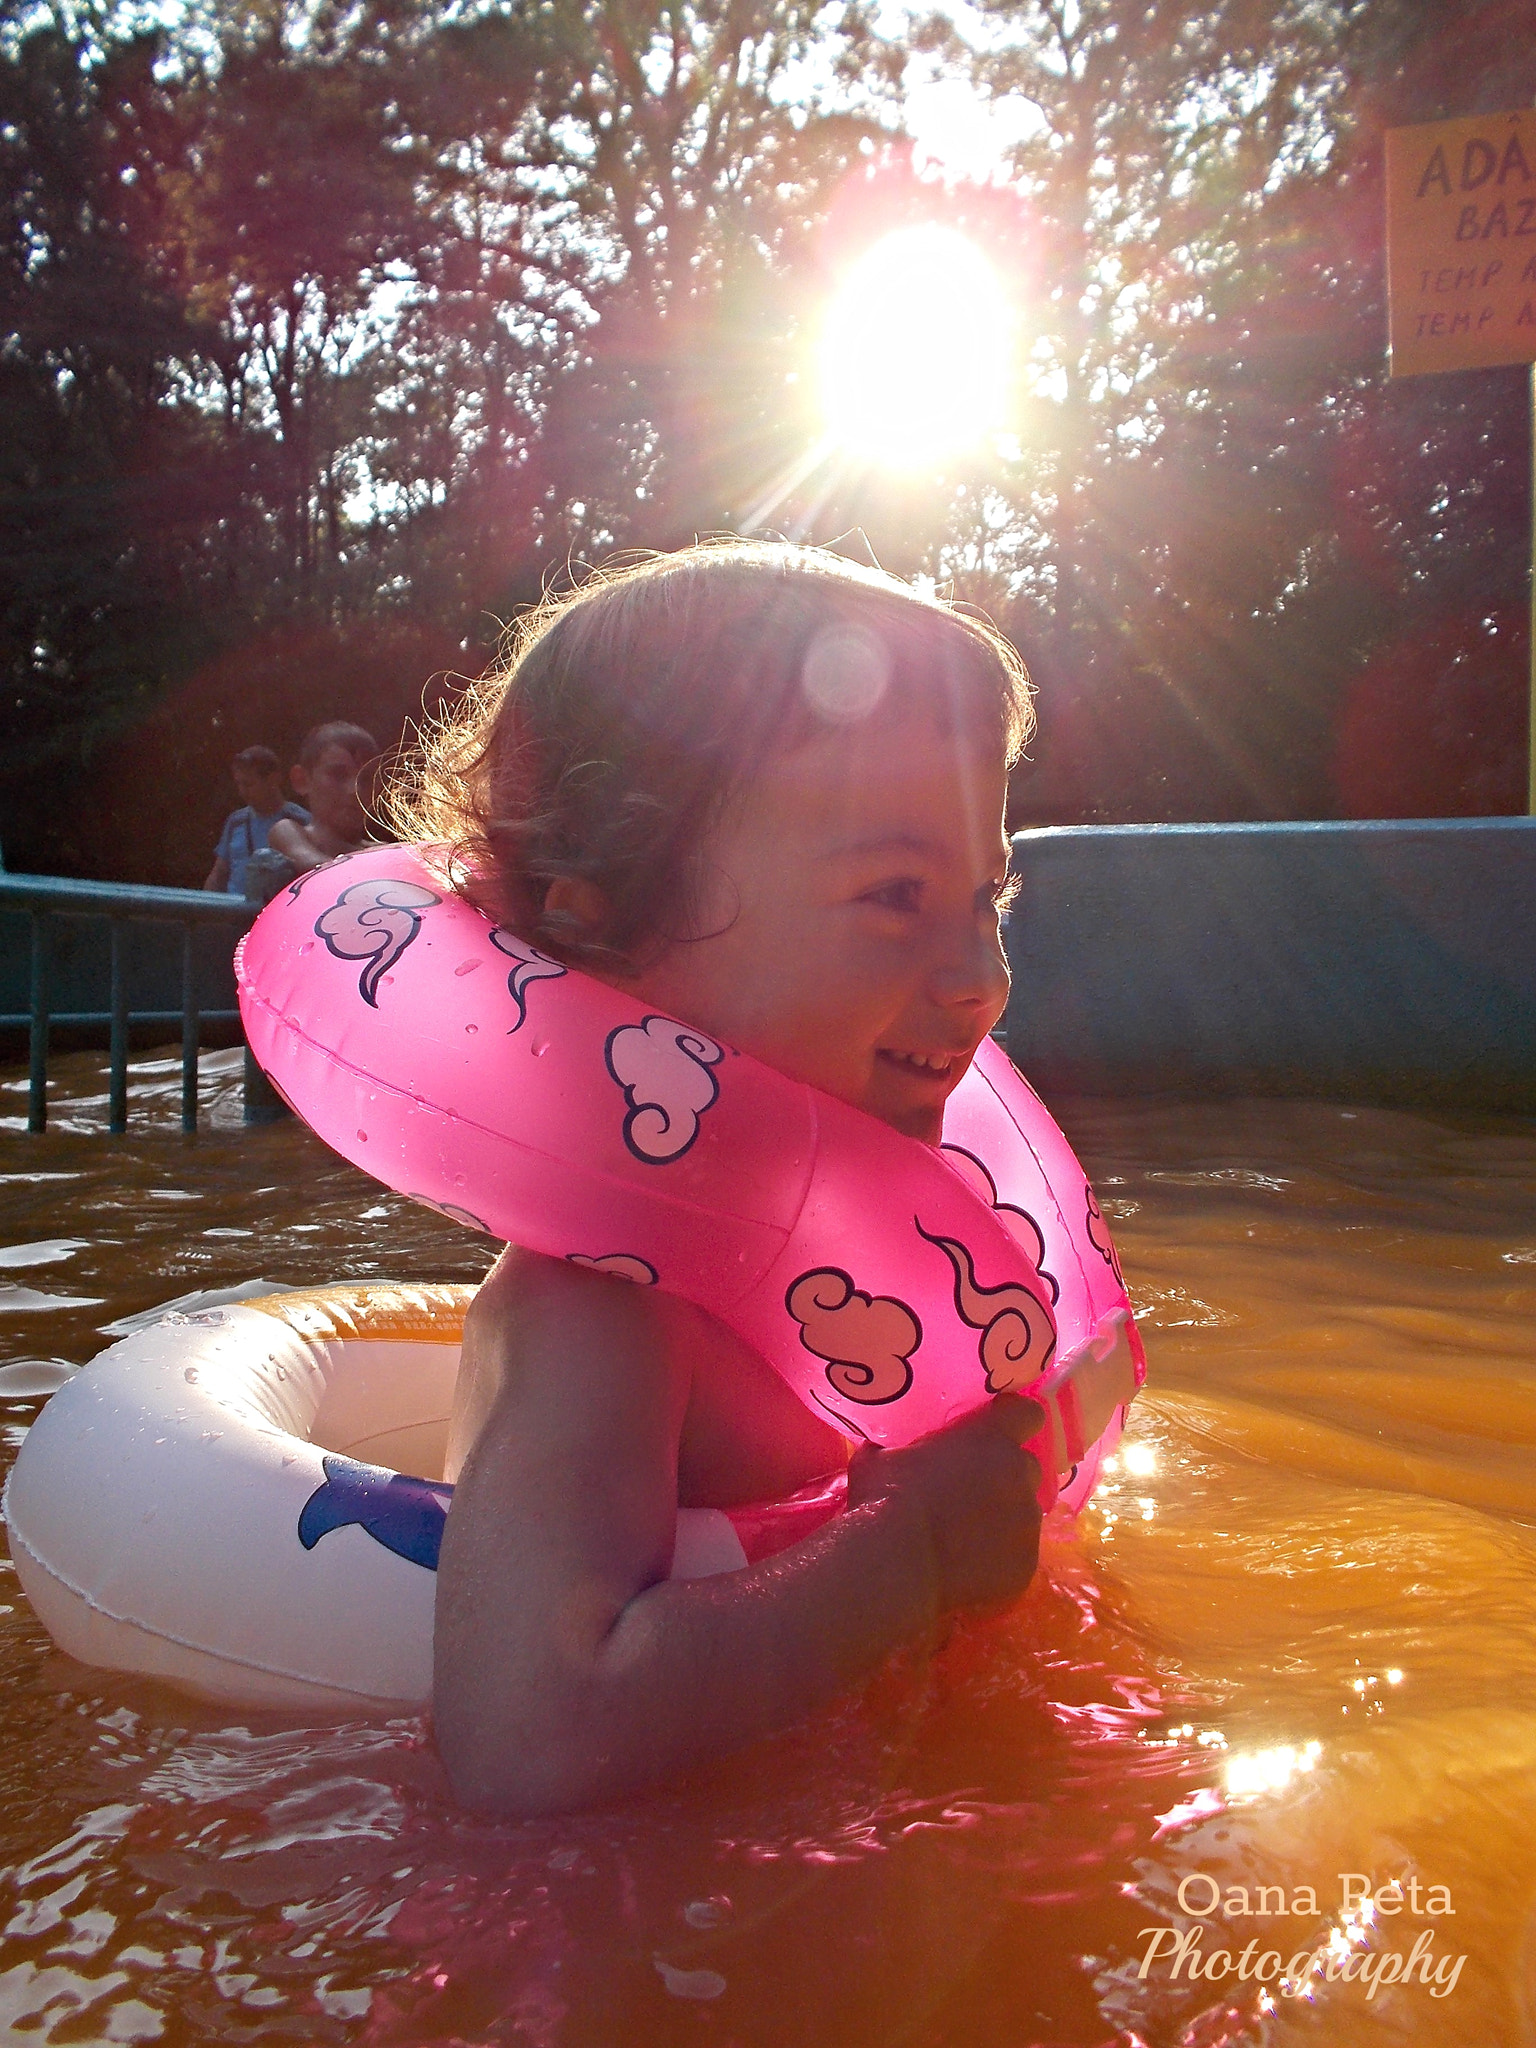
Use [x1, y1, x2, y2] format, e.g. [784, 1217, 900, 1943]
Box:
[877, 1048, 961, 1081]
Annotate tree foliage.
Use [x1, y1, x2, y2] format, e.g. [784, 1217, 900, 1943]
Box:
[956, 0, 1535, 822]
[0, 0, 1530, 881]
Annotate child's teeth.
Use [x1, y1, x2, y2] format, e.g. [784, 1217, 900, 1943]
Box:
[880, 1049, 953, 1072]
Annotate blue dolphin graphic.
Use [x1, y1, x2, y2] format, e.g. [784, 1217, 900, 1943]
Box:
[296, 1453, 453, 1571]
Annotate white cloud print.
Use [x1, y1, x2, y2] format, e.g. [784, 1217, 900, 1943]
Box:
[604, 1016, 724, 1162]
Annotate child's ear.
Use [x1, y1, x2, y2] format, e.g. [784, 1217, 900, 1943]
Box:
[543, 876, 609, 933]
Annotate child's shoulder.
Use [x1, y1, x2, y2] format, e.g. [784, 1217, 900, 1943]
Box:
[466, 1246, 712, 1405]
[468, 1244, 671, 1340]
[460, 1248, 848, 1509]
[448, 1246, 690, 1486]
[468, 1248, 761, 1389]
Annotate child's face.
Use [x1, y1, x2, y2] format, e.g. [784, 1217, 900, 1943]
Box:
[294, 745, 368, 837]
[233, 764, 283, 813]
[629, 710, 1011, 1145]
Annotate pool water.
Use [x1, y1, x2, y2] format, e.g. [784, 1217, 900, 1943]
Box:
[1, 1047, 1533, 2047]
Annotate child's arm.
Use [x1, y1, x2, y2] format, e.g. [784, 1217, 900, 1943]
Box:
[433, 1251, 1044, 1815]
[266, 816, 329, 874]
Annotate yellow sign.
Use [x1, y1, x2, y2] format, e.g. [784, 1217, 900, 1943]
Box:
[1386, 109, 1536, 377]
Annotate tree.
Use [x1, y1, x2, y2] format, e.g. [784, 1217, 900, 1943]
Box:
[0, 7, 234, 792]
[164, 0, 428, 604]
[0, 0, 913, 877]
[7, 0, 1531, 880]
[859, 0, 1533, 822]
[517, 0, 901, 551]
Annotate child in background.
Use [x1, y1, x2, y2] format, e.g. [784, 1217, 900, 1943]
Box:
[202, 746, 308, 895]
[395, 543, 1045, 1815]
[269, 722, 380, 874]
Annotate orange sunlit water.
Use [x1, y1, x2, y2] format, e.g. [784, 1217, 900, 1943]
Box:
[1, 1047, 1534, 2043]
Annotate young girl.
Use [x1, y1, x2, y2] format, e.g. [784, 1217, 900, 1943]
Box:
[395, 542, 1047, 1814]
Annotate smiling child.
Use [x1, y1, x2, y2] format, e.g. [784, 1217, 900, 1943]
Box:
[395, 542, 1048, 1814]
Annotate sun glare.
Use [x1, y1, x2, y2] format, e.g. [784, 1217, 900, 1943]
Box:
[820, 226, 1010, 469]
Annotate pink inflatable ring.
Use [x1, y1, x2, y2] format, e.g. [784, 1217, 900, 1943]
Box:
[237, 845, 1145, 1518]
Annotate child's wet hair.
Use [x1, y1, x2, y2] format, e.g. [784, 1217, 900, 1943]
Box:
[391, 540, 1032, 970]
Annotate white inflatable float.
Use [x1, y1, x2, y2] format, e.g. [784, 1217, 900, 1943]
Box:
[3, 1283, 845, 1713]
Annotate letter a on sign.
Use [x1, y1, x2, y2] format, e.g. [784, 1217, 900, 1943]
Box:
[1388, 110, 1536, 375]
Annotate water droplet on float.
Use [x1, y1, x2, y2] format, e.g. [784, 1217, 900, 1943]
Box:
[654, 1958, 726, 2001]
[357, 1130, 368, 1143]
[183, 1367, 199, 1385]
[298, 941, 314, 955]
[454, 959, 482, 978]
[532, 1040, 549, 1058]
[683, 1896, 732, 1930]
[465, 1023, 478, 1036]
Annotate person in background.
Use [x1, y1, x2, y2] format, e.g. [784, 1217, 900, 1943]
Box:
[267, 722, 380, 875]
[203, 746, 309, 896]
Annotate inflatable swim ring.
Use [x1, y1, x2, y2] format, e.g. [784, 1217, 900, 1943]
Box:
[6, 846, 1145, 1711]
[4, 1284, 851, 1712]
[236, 846, 1144, 1511]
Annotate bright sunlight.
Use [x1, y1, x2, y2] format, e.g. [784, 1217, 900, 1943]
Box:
[819, 226, 1011, 469]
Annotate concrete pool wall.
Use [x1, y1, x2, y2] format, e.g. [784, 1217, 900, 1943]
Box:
[1004, 818, 1536, 1111]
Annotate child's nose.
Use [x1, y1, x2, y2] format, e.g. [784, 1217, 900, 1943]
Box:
[928, 921, 1010, 1015]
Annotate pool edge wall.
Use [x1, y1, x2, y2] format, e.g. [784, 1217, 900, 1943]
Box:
[1005, 818, 1536, 1113]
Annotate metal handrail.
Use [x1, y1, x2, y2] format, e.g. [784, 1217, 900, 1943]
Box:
[1, 874, 256, 1135]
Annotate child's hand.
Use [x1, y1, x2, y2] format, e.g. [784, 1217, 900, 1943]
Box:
[844, 1394, 1045, 1617]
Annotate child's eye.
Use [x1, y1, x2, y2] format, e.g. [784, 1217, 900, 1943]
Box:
[989, 873, 1021, 915]
[860, 878, 924, 915]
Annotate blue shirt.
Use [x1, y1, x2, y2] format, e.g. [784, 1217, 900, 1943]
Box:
[215, 803, 309, 897]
